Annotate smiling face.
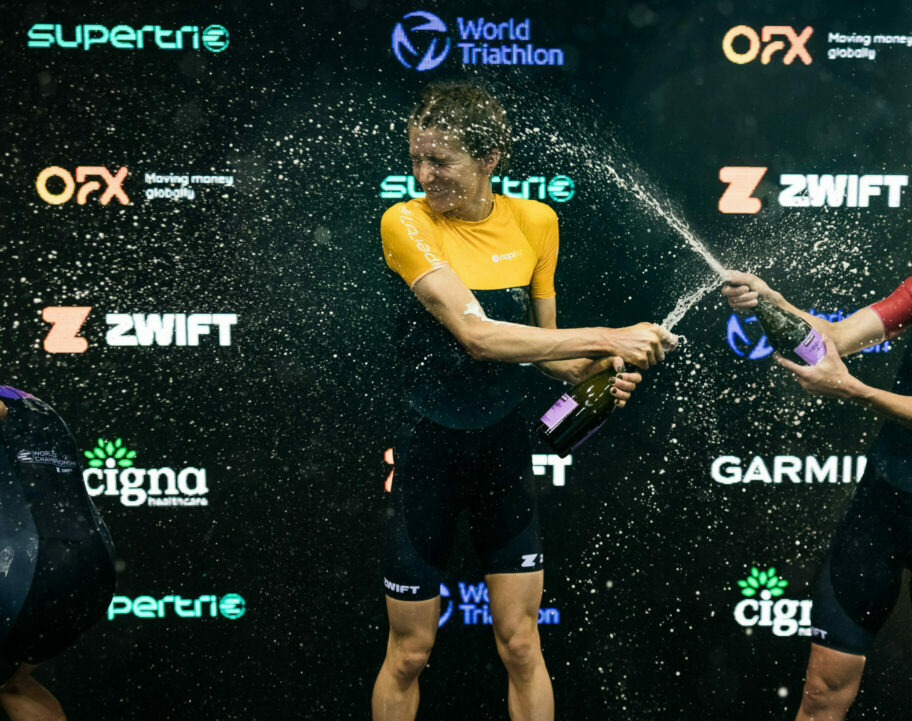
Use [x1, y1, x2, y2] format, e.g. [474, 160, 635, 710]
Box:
[409, 126, 497, 220]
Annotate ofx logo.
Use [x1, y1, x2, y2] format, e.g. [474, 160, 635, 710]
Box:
[36, 166, 129, 205]
[42, 308, 238, 353]
[722, 25, 813, 65]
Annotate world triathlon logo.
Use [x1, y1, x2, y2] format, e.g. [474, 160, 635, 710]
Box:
[726, 313, 773, 360]
[392, 11, 450, 71]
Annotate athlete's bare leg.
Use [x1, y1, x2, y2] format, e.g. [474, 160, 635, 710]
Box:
[372, 595, 440, 721]
[487, 571, 553, 721]
[0, 664, 66, 721]
[794, 643, 865, 721]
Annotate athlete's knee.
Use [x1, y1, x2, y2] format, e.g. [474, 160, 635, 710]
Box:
[800, 666, 858, 715]
[494, 620, 541, 674]
[386, 634, 435, 684]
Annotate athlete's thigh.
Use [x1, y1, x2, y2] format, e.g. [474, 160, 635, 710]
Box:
[812, 474, 907, 653]
[383, 410, 462, 602]
[385, 595, 442, 647]
[466, 410, 542, 575]
[486, 571, 544, 635]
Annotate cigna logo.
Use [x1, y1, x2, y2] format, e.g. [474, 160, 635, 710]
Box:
[83, 437, 209, 508]
[381, 174, 575, 203]
[27, 24, 228, 52]
[722, 25, 813, 65]
[42, 308, 239, 353]
[719, 167, 909, 213]
[108, 593, 245, 620]
[36, 166, 129, 205]
[732, 567, 812, 637]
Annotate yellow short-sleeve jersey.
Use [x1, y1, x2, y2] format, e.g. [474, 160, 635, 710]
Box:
[381, 194, 558, 298]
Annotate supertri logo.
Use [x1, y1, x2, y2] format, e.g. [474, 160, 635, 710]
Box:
[381, 174, 575, 203]
[27, 24, 229, 52]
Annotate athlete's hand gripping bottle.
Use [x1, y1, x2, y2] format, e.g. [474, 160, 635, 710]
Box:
[753, 297, 825, 365]
[537, 366, 621, 457]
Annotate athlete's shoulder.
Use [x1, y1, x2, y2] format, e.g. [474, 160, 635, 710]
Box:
[382, 198, 435, 226]
[499, 195, 558, 229]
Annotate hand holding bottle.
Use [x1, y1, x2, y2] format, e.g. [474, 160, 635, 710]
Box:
[604, 322, 677, 369]
[573, 356, 642, 408]
[774, 335, 858, 398]
[721, 270, 780, 310]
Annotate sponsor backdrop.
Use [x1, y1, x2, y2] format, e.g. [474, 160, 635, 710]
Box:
[1, 1, 910, 719]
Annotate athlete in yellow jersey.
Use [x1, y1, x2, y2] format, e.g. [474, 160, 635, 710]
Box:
[372, 82, 675, 721]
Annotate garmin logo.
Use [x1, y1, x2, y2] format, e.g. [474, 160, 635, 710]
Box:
[712, 455, 866, 485]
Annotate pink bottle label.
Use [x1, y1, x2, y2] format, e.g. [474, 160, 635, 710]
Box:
[540, 394, 578, 430]
[794, 328, 826, 365]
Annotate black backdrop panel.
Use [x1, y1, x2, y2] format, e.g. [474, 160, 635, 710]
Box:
[1, 1, 911, 719]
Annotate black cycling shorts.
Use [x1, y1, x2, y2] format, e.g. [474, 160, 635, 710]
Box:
[810, 469, 912, 655]
[383, 404, 543, 602]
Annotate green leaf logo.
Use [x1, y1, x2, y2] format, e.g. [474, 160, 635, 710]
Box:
[83, 438, 137, 469]
[736, 566, 789, 599]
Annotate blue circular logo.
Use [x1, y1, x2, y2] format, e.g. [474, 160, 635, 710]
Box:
[726, 314, 773, 359]
[202, 25, 229, 53]
[547, 175, 575, 202]
[437, 583, 453, 627]
[392, 11, 450, 71]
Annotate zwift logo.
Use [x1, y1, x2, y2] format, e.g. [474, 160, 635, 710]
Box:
[42, 308, 239, 353]
[392, 12, 563, 70]
[438, 582, 560, 628]
[384, 450, 572, 490]
[719, 166, 909, 214]
[108, 593, 245, 620]
[83, 438, 209, 508]
[732, 567, 812, 637]
[381, 174, 575, 203]
[727, 308, 891, 359]
[27, 24, 229, 52]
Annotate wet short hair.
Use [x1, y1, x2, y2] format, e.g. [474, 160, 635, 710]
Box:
[409, 82, 512, 173]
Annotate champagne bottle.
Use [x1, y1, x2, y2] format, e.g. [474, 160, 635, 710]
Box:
[537, 366, 621, 457]
[753, 297, 825, 365]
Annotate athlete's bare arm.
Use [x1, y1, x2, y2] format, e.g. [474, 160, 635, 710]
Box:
[722, 270, 887, 354]
[723, 269, 912, 429]
[530, 297, 642, 406]
[412, 265, 672, 369]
